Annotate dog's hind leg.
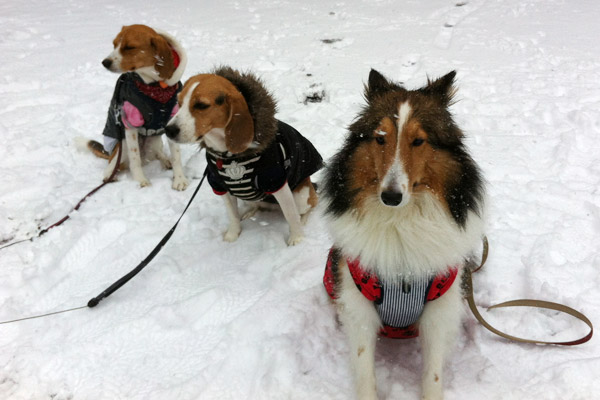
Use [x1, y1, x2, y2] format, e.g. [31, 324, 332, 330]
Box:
[103, 141, 124, 182]
[418, 268, 465, 400]
[241, 203, 260, 220]
[146, 136, 171, 168]
[337, 258, 381, 400]
[125, 128, 150, 187]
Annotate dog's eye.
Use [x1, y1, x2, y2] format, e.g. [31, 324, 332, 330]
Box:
[194, 102, 210, 110]
[412, 138, 425, 147]
[375, 136, 385, 145]
[122, 45, 136, 51]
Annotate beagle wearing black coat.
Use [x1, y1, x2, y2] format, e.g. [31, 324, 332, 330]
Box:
[166, 67, 323, 245]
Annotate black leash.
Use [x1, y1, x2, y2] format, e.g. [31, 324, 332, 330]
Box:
[0, 167, 208, 324]
[87, 167, 208, 307]
[0, 143, 123, 251]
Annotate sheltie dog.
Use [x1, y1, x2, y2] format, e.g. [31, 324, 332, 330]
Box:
[322, 69, 485, 399]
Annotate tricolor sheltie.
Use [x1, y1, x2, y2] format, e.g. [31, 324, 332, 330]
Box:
[322, 69, 485, 399]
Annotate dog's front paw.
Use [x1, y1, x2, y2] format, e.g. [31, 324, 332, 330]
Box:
[287, 232, 304, 246]
[139, 179, 151, 188]
[223, 228, 241, 242]
[172, 175, 189, 191]
[224, 223, 241, 242]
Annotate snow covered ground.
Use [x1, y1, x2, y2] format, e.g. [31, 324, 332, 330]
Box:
[1, 0, 599, 399]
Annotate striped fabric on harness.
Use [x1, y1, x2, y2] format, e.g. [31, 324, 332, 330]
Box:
[323, 248, 458, 338]
[375, 274, 433, 330]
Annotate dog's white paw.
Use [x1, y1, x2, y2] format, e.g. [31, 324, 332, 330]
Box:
[139, 179, 151, 188]
[287, 232, 304, 246]
[223, 227, 241, 242]
[172, 176, 189, 191]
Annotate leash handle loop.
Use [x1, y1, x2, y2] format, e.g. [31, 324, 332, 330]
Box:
[466, 237, 593, 346]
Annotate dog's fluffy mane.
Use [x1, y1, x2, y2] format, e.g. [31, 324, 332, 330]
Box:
[213, 66, 278, 155]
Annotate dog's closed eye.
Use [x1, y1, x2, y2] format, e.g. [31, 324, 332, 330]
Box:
[194, 102, 210, 110]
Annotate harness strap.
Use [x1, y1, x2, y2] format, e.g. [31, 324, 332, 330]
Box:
[466, 237, 593, 346]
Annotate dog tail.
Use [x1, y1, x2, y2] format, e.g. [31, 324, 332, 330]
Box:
[87, 140, 110, 159]
[74, 137, 110, 160]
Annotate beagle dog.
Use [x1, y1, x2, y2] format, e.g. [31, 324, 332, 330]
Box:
[165, 67, 323, 245]
[85, 24, 189, 190]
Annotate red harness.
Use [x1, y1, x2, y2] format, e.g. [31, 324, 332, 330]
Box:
[324, 248, 458, 338]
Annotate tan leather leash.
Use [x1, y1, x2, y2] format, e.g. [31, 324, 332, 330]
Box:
[465, 237, 594, 345]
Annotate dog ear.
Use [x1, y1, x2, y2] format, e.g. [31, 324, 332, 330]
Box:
[113, 29, 124, 47]
[225, 94, 254, 154]
[365, 69, 395, 102]
[422, 71, 457, 106]
[151, 35, 175, 81]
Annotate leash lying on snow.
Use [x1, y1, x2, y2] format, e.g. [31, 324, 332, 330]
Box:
[466, 237, 593, 345]
[0, 143, 123, 251]
[0, 166, 208, 325]
[87, 167, 208, 307]
[1, 200, 593, 343]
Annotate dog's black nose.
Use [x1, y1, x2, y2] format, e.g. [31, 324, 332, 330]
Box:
[165, 124, 180, 139]
[102, 58, 112, 69]
[381, 190, 403, 206]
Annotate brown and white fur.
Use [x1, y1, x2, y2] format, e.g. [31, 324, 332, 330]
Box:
[165, 67, 318, 245]
[85, 24, 188, 190]
[322, 69, 485, 399]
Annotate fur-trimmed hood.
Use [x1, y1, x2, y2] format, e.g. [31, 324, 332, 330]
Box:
[156, 29, 188, 87]
[212, 66, 278, 155]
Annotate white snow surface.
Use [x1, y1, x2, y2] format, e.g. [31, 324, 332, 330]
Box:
[1, 1, 599, 399]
